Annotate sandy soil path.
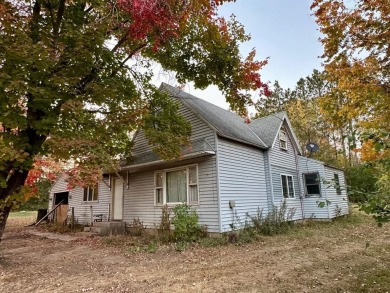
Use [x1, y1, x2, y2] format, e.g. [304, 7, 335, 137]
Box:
[1, 215, 389, 293]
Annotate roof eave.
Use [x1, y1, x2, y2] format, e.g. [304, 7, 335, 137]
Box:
[216, 132, 269, 150]
[121, 150, 216, 171]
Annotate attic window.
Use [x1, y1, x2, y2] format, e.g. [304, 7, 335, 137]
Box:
[279, 127, 287, 150]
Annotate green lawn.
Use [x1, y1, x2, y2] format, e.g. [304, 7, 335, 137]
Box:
[9, 211, 37, 218]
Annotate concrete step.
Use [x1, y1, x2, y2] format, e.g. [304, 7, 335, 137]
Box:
[93, 221, 126, 228]
[84, 225, 125, 236]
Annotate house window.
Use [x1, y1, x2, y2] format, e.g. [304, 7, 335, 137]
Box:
[83, 184, 98, 202]
[281, 174, 294, 198]
[279, 128, 287, 150]
[155, 172, 163, 204]
[155, 165, 199, 205]
[188, 166, 198, 204]
[303, 173, 321, 196]
[166, 169, 187, 203]
[334, 173, 341, 195]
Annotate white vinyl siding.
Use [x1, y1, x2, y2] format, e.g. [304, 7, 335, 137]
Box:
[299, 157, 350, 219]
[125, 95, 219, 232]
[48, 173, 69, 212]
[269, 123, 303, 221]
[218, 138, 268, 232]
[123, 156, 219, 232]
[324, 166, 349, 218]
[49, 174, 112, 225]
[298, 156, 330, 219]
[133, 99, 215, 156]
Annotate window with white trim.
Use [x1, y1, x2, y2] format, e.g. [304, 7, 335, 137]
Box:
[154, 165, 199, 205]
[155, 172, 163, 204]
[83, 184, 98, 202]
[281, 174, 294, 198]
[279, 128, 287, 150]
[303, 173, 321, 196]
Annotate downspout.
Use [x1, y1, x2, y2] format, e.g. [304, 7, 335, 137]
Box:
[293, 143, 305, 220]
[214, 132, 222, 233]
[266, 151, 275, 208]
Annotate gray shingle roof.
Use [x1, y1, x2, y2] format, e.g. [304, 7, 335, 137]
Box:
[127, 138, 215, 166]
[161, 83, 268, 149]
[248, 112, 285, 147]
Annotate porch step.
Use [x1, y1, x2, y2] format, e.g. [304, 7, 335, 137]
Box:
[93, 221, 126, 228]
[83, 222, 126, 236]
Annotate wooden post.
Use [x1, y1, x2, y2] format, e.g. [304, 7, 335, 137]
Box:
[71, 207, 75, 231]
[90, 205, 93, 226]
[35, 200, 64, 226]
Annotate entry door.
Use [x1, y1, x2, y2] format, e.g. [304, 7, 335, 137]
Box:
[112, 178, 123, 220]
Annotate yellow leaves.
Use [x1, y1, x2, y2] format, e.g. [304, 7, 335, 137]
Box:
[358, 140, 379, 162]
[312, 0, 390, 134]
[357, 139, 390, 163]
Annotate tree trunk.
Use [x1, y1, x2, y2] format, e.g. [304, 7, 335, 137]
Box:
[0, 170, 30, 242]
[0, 205, 12, 243]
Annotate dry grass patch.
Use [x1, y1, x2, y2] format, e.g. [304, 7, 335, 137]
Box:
[1, 207, 389, 293]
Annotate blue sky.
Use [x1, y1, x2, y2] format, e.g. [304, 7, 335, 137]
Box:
[154, 0, 324, 110]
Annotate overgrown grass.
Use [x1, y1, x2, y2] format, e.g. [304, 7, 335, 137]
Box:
[287, 207, 369, 239]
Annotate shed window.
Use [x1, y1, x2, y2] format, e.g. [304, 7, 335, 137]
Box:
[83, 184, 98, 202]
[279, 128, 287, 150]
[281, 175, 294, 198]
[334, 173, 341, 195]
[303, 173, 321, 196]
[155, 165, 199, 205]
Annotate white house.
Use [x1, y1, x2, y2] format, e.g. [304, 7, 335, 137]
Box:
[48, 83, 349, 232]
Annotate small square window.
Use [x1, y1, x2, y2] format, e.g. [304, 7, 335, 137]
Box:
[83, 184, 98, 202]
[303, 173, 321, 196]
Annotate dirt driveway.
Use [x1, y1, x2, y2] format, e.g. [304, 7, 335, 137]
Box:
[1, 212, 389, 293]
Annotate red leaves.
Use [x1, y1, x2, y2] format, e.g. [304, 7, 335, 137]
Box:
[117, 0, 188, 48]
[23, 158, 62, 200]
[239, 49, 270, 95]
[66, 166, 102, 190]
[25, 159, 61, 187]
